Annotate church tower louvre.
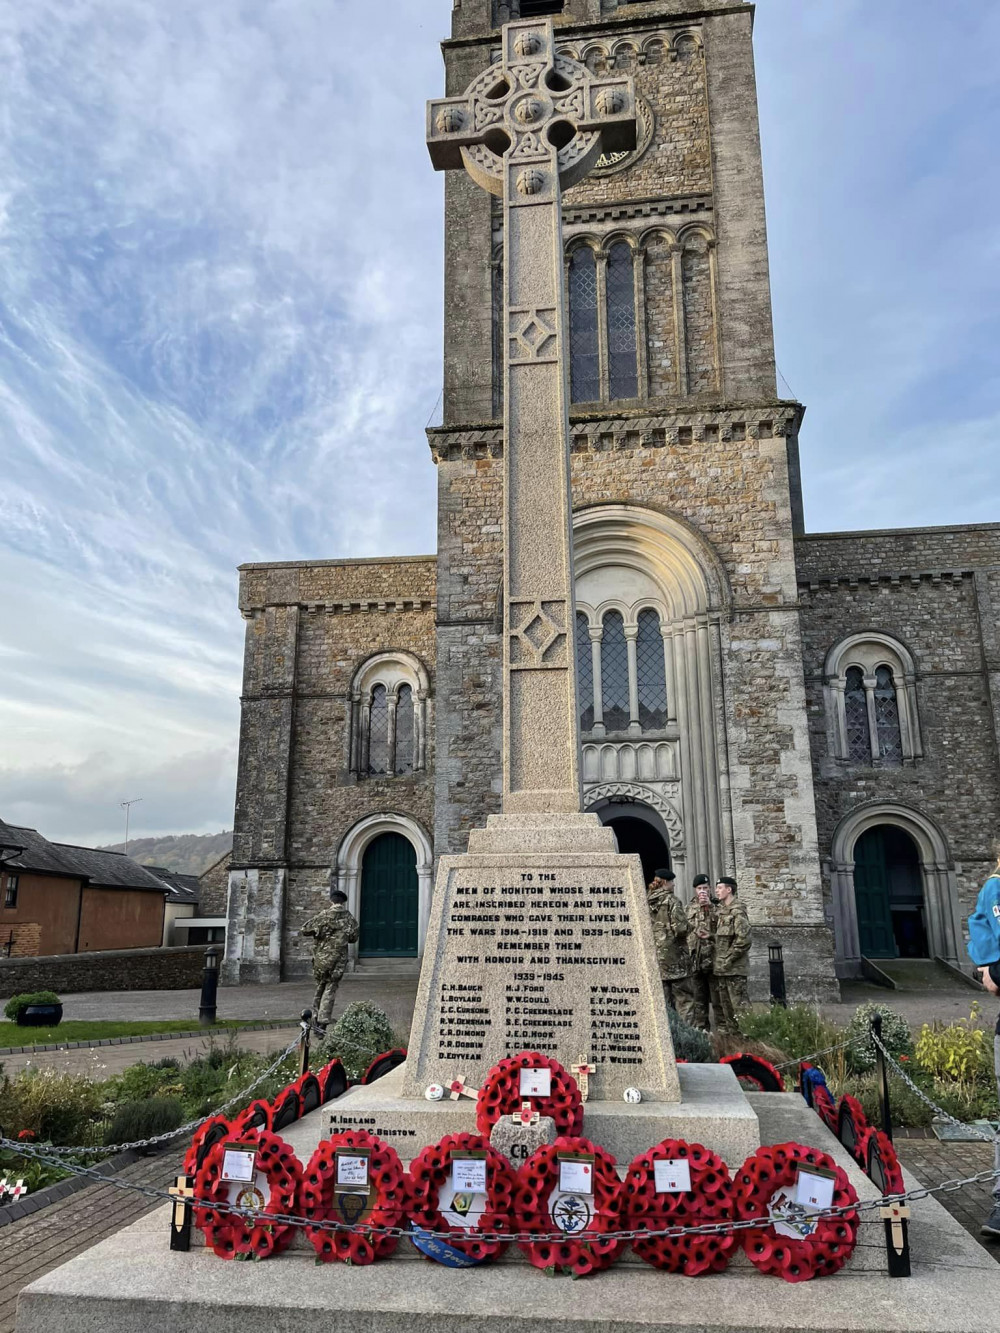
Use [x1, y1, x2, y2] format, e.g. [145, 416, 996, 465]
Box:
[433, 0, 836, 999]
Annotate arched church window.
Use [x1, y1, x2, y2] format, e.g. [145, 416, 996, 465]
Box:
[874, 666, 902, 765]
[600, 610, 630, 733]
[367, 686, 389, 777]
[395, 685, 414, 775]
[844, 667, 870, 766]
[606, 243, 638, 400]
[575, 612, 595, 732]
[636, 608, 667, 730]
[569, 248, 600, 403]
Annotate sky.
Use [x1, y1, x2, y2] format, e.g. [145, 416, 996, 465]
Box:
[0, 1, 997, 847]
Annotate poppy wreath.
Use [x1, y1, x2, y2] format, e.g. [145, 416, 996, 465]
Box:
[183, 1115, 232, 1177]
[514, 1136, 624, 1277]
[798, 1063, 826, 1109]
[318, 1058, 349, 1102]
[288, 1071, 323, 1117]
[734, 1143, 859, 1282]
[622, 1139, 737, 1275]
[194, 1127, 303, 1260]
[719, 1053, 784, 1093]
[300, 1130, 407, 1264]
[361, 1048, 408, 1085]
[270, 1084, 302, 1132]
[836, 1095, 869, 1169]
[232, 1099, 273, 1135]
[858, 1126, 904, 1196]
[475, 1053, 583, 1137]
[811, 1083, 838, 1133]
[407, 1132, 516, 1264]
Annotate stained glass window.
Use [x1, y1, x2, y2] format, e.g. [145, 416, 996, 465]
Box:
[636, 609, 667, 730]
[600, 610, 630, 732]
[844, 667, 871, 765]
[606, 243, 638, 400]
[569, 248, 600, 403]
[368, 685, 389, 776]
[575, 612, 594, 732]
[395, 685, 414, 775]
[874, 666, 903, 766]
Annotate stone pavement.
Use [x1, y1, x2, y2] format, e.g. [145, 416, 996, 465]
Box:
[895, 1128, 998, 1248]
[0, 1027, 297, 1079]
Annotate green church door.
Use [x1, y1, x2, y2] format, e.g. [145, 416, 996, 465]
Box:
[853, 827, 899, 959]
[359, 833, 418, 957]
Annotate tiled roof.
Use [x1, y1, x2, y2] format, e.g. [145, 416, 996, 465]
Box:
[144, 866, 201, 904]
[0, 819, 169, 894]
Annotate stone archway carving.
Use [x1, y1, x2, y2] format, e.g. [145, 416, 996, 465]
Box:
[828, 802, 960, 977]
[334, 813, 434, 964]
[584, 782, 685, 853]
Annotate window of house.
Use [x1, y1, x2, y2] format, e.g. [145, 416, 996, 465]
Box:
[3, 875, 18, 909]
[636, 608, 667, 730]
[568, 248, 600, 403]
[824, 635, 921, 767]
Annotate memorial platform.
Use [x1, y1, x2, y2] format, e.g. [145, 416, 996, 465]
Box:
[15, 1094, 1000, 1333]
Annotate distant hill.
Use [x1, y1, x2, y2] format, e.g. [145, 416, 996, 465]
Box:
[99, 831, 233, 877]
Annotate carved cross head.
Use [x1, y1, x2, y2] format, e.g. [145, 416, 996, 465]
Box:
[427, 18, 636, 203]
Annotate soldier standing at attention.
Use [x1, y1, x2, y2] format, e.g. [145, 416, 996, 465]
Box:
[712, 876, 751, 1035]
[649, 869, 695, 1026]
[686, 874, 716, 1031]
[302, 888, 360, 1035]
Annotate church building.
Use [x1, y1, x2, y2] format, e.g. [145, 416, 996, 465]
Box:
[222, 0, 1000, 1002]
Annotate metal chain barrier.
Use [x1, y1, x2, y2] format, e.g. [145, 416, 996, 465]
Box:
[3, 1131, 1000, 1247]
[21, 1036, 301, 1158]
[773, 1039, 854, 1072]
[869, 1030, 996, 1144]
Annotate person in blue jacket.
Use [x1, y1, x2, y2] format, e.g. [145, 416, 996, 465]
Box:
[967, 854, 1000, 1238]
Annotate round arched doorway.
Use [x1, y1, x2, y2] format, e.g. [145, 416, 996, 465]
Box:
[594, 800, 671, 886]
[853, 825, 927, 960]
[359, 832, 418, 958]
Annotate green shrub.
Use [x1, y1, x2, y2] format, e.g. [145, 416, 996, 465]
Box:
[739, 1003, 845, 1064]
[104, 1062, 184, 1106]
[915, 1006, 991, 1087]
[668, 1006, 713, 1062]
[104, 1097, 185, 1148]
[3, 992, 62, 1024]
[317, 1002, 398, 1080]
[845, 1001, 913, 1073]
[0, 1068, 103, 1145]
[848, 1073, 934, 1129]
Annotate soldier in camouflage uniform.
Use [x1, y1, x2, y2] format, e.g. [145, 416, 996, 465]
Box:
[302, 889, 359, 1032]
[711, 876, 751, 1035]
[685, 875, 716, 1030]
[649, 869, 695, 1025]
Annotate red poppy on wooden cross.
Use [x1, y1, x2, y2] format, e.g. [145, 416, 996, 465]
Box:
[571, 1057, 597, 1102]
[7, 1179, 27, 1202]
[448, 1075, 479, 1101]
[513, 1101, 540, 1128]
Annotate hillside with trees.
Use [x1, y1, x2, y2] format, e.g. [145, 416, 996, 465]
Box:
[99, 830, 233, 876]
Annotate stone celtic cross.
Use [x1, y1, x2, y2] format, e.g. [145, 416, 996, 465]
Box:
[428, 19, 636, 814]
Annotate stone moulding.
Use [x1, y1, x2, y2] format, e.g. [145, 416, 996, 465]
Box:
[241, 599, 435, 621]
[798, 571, 971, 595]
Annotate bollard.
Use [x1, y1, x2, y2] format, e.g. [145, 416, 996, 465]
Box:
[299, 1009, 313, 1077]
[768, 942, 787, 1007]
[872, 1013, 910, 1277]
[198, 947, 220, 1027]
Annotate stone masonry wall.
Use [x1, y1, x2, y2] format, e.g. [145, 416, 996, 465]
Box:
[0, 946, 206, 999]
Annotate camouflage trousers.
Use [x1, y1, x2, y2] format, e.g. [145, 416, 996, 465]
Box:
[662, 978, 697, 1029]
[688, 972, 712, 1031]
[712, 974, 750, 1036]
[313, 964, 347, 1027]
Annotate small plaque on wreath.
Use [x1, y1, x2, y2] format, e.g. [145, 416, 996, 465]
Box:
[514, 1136, 624, 1277]
[194, 1127, 302, 1261]
[407, 1132, 515, 1266]
[623, 1139, 736, 1275]
[301, 1130, 406, 1264]
[476, 1053, 583, 1137]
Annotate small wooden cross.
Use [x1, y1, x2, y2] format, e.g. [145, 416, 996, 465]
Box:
[512, 1101, 540, 1128]
[7, 1179, 27, 1202]
[168, 1174, 196, 1252]
[447, 1075, 479, 1101]
[880, 1202, 911, 1256]
[571, 1057, 597, 1102]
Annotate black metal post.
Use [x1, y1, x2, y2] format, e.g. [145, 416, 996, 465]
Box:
[198, 947, 220, 1027]
[768, 942, 787, 1007]
[872, 1013, 894, 1142]
[299, 1009, 313, 1076]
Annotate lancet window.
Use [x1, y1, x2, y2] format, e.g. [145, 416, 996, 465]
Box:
[576, 605, 669, 736]
[824, 635, 921, 768]
[350, 653, 430, 779]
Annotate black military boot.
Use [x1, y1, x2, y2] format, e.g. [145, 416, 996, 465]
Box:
[981, 1205, 1000, 1239]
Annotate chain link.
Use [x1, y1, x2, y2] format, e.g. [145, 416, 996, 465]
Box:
[17, 1037, 301, 1158]
[869, 1030, 996, 1144]
[4, 1132, 999, 1247]
[773, 1039, 854, 1072]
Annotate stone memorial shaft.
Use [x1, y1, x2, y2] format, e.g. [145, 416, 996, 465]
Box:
[427, 19, 636, 813]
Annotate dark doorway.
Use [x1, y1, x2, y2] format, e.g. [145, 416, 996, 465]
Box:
[606, 816, 670, 888]
[359, 833, 418, 957]
[854, 825, 927, 959]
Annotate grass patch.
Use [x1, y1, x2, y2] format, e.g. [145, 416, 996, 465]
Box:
[0, 1018, 289, 1047]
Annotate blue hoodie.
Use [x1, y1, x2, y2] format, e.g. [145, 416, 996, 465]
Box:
[966, 873, 1000, 967]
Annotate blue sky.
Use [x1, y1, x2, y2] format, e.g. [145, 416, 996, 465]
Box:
[0, 1, 997, 846]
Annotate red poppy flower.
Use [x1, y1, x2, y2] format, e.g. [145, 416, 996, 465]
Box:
[17, 1129, 36, 1141]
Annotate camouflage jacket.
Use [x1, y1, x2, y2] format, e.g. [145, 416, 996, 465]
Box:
[713, 898, 751, 977]
[686, 900, 717, 973]
[302, 904, 359, 972]
[652, 893, 691, 982]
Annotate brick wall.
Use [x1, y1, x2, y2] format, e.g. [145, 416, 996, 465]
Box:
[0, 946, 207, 999]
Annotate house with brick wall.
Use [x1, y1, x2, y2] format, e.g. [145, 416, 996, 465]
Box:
[221, 0, 1000, 1001]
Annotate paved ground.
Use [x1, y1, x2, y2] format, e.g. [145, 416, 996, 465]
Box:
[0, 1027, 298, 1078]
[895, 1129, 998, 1246]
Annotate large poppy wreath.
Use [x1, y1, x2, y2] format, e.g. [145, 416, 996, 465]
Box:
[407, 1132, 516, 1264]
[475, 1053, 583, 1136]
[194, 1127, 302, 1260]
[300, 1129, 407, 1264]
[514, 1136, 624, 1277]
[733, 1142, 859, 1282]
[622, 1139, 737, 1275]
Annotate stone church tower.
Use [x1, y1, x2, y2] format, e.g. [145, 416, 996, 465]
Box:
[223, 0, 1000, 1002]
